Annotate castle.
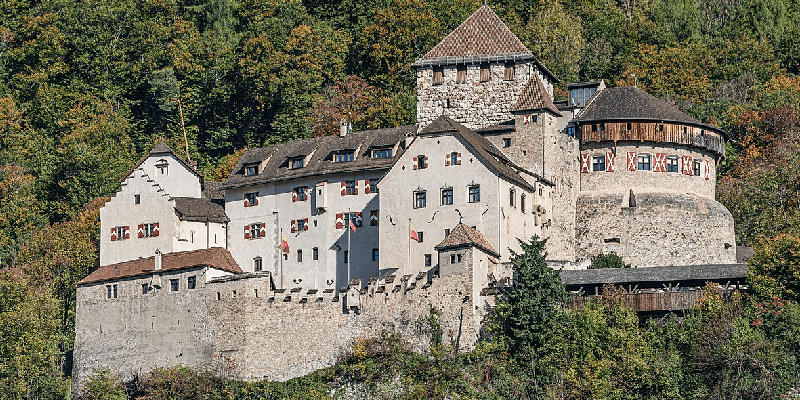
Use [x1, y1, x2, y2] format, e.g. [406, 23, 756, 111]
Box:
[73, 5, 740, 388]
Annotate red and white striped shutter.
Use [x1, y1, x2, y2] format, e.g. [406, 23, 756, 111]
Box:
[606, 152, 615, 172]
[138, 224, 144, 238]
[456, 153, 461, 165]
[627, 152, 636, 171]
[355, 212, 362, 227]
[124, 226, 130, 239]
[523, 115, 531, 124]
[412, 157, 418, 170]
[291, 220, 297, 233]
[354, 181, 358, 195]
[254, 197, 258, 206]
[423, 156, 428, 169]
[260, 223, 266, 237]
[654, 153, 666, 172]
[335, 213, 344, 229]
[681, 155, 690, 174]
[445, 154, 451, 166]
[580, 153, 590, 173]
[704, 160, 710, 180]
[110, 228, 117, 241]
[244, 198, 249, 207]
[340, 182, 346, 196]
[244, 225, 250, 239]
[153, 222, 159, 237]
[364, 180, 371, 194]
[303, 218, 309, 231]
[292, 190, 298, 202]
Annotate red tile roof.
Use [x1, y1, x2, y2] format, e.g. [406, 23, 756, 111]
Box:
[77, 248, 242, 286]
[512, 76, 562, 116]
[435, 223, 499, 257]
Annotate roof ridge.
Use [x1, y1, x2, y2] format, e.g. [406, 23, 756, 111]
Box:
[512, 76, 562, 116]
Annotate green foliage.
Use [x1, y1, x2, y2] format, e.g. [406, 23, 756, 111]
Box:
[80, 370, 127, 400]
[590, 252, 630, 269]
[748, 234, 800, 302]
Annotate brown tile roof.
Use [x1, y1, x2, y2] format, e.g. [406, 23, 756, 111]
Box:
[120, 142, 203, 183]
[512, 76, 562, 116]
[77, 248, 242, 286]
[435, 223, 499, 257]
[173, 197, 227, 223]
[222, 125, 415, 189]
[420, 116, 541, 191]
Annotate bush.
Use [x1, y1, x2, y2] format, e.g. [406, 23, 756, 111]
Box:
[590, 252, 630, 269]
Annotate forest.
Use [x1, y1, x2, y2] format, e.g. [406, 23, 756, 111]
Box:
[2, 0, 800, 397]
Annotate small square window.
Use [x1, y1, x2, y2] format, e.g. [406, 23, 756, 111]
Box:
[566, 126, 575, 137]
[503, 138, 511, 147]
[188, 276, 196, 290]
[245, 163, 259, 176]
[637, 154, 651, 171]
[290, 156, 304, 169]
[296, 219, 306, 231]
[372, 248, 379, 261]
[170, 279, 179, 292]
[425, 254, 432, 267]
[667, 156, 679, 173]
[592, 156, 606, 172]
[245, 192, 258, 206]
[293, 187, 307, 201]
[134, 194, 141, 204]
[345, 181, 356, 195]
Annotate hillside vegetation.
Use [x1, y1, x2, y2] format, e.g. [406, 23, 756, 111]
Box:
[2, 0, 800, 398]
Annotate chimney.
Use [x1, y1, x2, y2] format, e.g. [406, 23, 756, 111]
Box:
[155, 249, 162, 271]
[339, 118, 348, 137]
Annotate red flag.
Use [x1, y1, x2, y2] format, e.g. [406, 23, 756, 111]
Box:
[349, 217, 357, 233]
[281, 234, 290, 255]
[410, 223, 419, 241]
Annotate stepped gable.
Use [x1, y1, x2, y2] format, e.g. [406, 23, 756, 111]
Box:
[512, 75, 562, 116]
[420, 116, 542, 190]
[413, 6, 557, 81]
[119, 142, 203, 183]
[222, 125, 416, 189]
[77, 248, 242, 286]
[576, 87, 721, 132]
[172, 197, 227, 223]
[435, 223, 499, 257]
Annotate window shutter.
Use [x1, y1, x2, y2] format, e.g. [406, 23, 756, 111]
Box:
[110, 228, 117, 241]
[606, 152, 615, 172]
[412, 157, 418, 170]
[354, 182, 358, 195]
[704, 160, 710, 180]
[580, 153, 590, 173]
[445, 154, 451, 166]
[138, 224, 144, 238]
[124, 226, 130, 240]
[340, 182, 346, 196]
[682, 155, 693, 175]
[292, 191, 298, 202]
[423, 156, 428, 169]
[303, 218, 309, 231]
[335, 213, 344, 229]
[355, 212, 363, 227]
[244, 225, 250, 239]
[456, 153, 461, 165]
[244, 199, 249, 207]
[260, 224, 266, 237]
[654, 153, 666, 172]
[523, 115, 531, 124]
[627, 152, 636, 171]
[254, 198, 258, 206]
[370, 210, 378, 226]
[291, 220, 297, 233]
[364, 180, 371, 194]
[153, 222, 159, 237]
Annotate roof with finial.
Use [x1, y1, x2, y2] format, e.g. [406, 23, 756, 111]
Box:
[512, 76, 562, 116]
[435, 223, 499, 257]
[119, 142, 203, 183]
[412, 6, 557, 82]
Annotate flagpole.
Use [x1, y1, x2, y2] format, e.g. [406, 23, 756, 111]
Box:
[279, 227, 284, 289]
[408, 218, 411, 277]
[347, 208, 351, 287]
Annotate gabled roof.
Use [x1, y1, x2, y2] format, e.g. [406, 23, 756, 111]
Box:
[420, 116, 541, 191]
[512, 76, 562, 116]
[223, 125, 415, 190]
[202, 181, 225, 201]
[435, 223, 499, 257]
[120, 142, 203, 183]
[575, 87, 722, 134]
[173, 197, 227, 223]
[77, 248, 242, 286]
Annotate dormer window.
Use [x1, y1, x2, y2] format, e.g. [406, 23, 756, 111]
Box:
[334, 151, 354, 162]
[569, 86, 597, 107]
[244, 163, 259, 176]
[289, 156, 304, 169]
[156, 159, 168, 175]
[372, 148, 393, 158]
[432, 66, 444, 85]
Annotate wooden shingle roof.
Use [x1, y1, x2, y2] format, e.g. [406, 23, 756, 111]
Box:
[172, 197, 227, 223]
[512, 76, 562, 116]
[435, 223, 499, 257]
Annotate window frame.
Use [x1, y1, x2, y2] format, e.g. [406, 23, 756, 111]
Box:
[503, 62, 515, 81]
[312, 247, 319, 260]
[369, 178, 380, 194]
[521, 193, 526, 213]
[254, 257, 263, 272]
[667, 156, 679, 173]
[334, 151, 355, 163]
[414, 190, 427, 209]
[142, 223, 157, 237]
[345, 180, 357, 195]
[509, 188, 516, 208]
[503, 138, 511, 147]
[289, 157, 304, 169]
[693, 160, 701, 176]
[134, 194, 141, 204]
[249, 223, 261, 239]
[441, 188, 453, 206]
[188, 276, 196, 290]
[468, 185, 480, 203]
[479, 63, 490, 82]
[245, 191, 259, 206]
[297, 249, 303, 262]
[170, 279, 179, 292]
[592, 156, 606, 172]
[425, 254, 432, 267]
[637, 154, 651, 171]
[293, 187, 307, 201]
[372, 148, 393, 159]
[244, 163, 259, 176]
[372, 248, 379, 262]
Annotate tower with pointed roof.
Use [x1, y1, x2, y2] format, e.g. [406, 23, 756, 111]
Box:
[413, 5, 558, 130]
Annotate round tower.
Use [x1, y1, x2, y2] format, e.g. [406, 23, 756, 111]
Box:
[572, 87, 736, 266]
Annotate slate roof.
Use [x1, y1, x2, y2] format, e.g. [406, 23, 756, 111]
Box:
[435, 223, 499, 257]
[512, 76, 562, 116]
[77, 248, 242, 286]
[173, 197, 227, 223]
[120, 142, 203, 183]
[420, 116, 544, 191]
[560, 263, 749, 289]
[202, 181, 225, 201]
[222, 125, 415, 189]
[575, 87, 722, 133]
[412, 6, 558, 82]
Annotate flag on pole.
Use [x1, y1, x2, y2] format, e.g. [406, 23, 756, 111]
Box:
[349, 216, 357, 233]
[410, 223, 419, 241]
[281, 234, 290, 255]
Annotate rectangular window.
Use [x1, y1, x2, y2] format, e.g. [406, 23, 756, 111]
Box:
[290, 157, 304, 169]
[456, 65, 467, 83]
[414, 191, 426, 208]
[667, 156, 679, 173]
[372, 248, 379, 261]
[134, 194, 141, 204]
[297, 249, 303, 262]
[451, 152, 458, 166]
[344, 250, 349, 264]
[142, 283, 148, 294]
[432, 66, 443, 85]
[254, 257, 262, 271]
[115, 226, 128, 240]
[425, 254, 432, 267]
[521, 194, 527, 213]
[156, 159, 169, 175]
[441, 188, 453, 205]
[142, 223, 157, 237]
[343, 212, 361, 227]
[509, 188, 516, 208]
[370, 209, 379, 226]
[637, 154, 651, 171]
[245, 192, 258, 206]
[503, 138, 511, 147]
[335, 151, 354, 162]
[312, 247, 319, 260]
[170, 279, 179, 292]
[480, 63, 490, 82]
[188, 276, 196, 290]
[566, 126, 575, 137]
[417, 155, 427, 169]
[503, 62, 515, 81]
[373, 148, 393, 158]
[417, 231, 424, 243]
[345, 180, 356, 195]
[245, 164, 258, 176]
[693, 160, 701, 176]
[107, 285, 112, 299]
[296, 219, 306, 231]
[468, 185, 480, 203]
[370, 179, 379, 194]
[592, 156, 606, 172]
[249, 223, 261, 239]
[444, 228, 450, 237]
[294, 187, 307, 201]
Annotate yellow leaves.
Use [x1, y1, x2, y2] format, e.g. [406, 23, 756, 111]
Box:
[618, 42, 713, 104]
